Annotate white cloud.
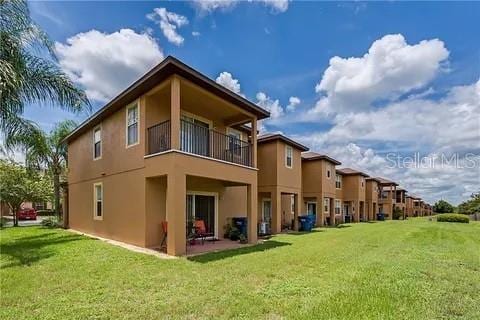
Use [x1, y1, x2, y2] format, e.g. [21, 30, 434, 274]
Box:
[215, 71, 243, 96]
[191, 0, 289, 14]
[293, 78, 480, 205]
[261, 0, 289, 13]
[147, 8, 189, 46]
[256, 92, 284, 118]
[55, 29, 164, 102]
[286, 96, 300, 111]
[311, 34, 449, 115]
[192, 31, 201, 37]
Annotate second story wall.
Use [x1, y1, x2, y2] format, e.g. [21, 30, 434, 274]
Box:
[342, 175, 366, 202]
[68, 98, 146, 184]
[366, 180, 379, 201]
[258, 140, 302, 190]
[302, 160, 336, 198]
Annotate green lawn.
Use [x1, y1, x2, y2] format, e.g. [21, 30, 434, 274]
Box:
[1, 219, 479, 320]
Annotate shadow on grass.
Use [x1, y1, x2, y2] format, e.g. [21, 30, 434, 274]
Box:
[336, 224, 352, 229]
[0, 229, 85, 268]
[188, 240, 290, 263]
[286, 229, 324, 236]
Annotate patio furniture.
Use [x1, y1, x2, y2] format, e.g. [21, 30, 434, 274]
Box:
[193, 220, 213, 245]
[160, 221, 168, 250]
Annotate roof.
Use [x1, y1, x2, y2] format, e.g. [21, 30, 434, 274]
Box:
[301, 152, 341, 165]
[336, 167, 369, 177]
[366, 177, 382, 183]
[64, 56, 270, 143]
[408, 194, 422, 200]
[376, 177, 399, 186]
[257, 133, 309, 151]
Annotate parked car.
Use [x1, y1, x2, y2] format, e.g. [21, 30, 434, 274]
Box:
[17, 208, 37, 220]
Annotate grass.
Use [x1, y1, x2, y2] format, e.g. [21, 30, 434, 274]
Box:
[1, 218, 479, 320]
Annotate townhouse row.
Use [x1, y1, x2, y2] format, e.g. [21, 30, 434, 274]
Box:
[64, 57, 432, 256]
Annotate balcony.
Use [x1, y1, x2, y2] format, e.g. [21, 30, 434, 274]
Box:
[147, 120, 253, 167]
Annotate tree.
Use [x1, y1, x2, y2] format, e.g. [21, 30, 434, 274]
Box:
[0, 0, 89, 146]
[457, 192, 480, 215]
[8, 120, 76, 222]
[433, 200, 455, 214]
[0, 160, 52, 226]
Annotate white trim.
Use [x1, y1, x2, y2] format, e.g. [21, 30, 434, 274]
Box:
[261, 198, 272, 223]
[93, 182, 103, 221]
[181, 110, 213, 129]
[144, 149, 258, 171]
[186, 191, 219, 239]
[93, 125, 102, 160]
[126, 101, 140, 148]
[306, 201, 317, 215]
[285, 145, 293, 169]
[323, 197, 330, 213]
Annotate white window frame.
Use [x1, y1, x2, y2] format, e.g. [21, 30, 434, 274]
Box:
[93, 182, 103, 220]
[335, 199, 341, 215]
[361, 177, 365, 188]
[326, 165, 331, 179]
[336, 174, 342, 189]
[285, 145, 293, 169]
[324, 198, 330, 213]
[126, 102, 140, 148]
[186, 191, 219, 239]
[93, 125, 102, 160]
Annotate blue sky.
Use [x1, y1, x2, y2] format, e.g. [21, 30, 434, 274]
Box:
[25, 1, 479, 204]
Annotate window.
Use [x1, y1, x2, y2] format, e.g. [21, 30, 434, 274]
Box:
[361, 177, 365, 188]
[291, 195, 295, 213]
[335, 174, 342, 189]
[327, 166, 331, 179]
[126, 103, 139, 147]
[93, 183, 103, 220]
[285, 145, 293, 168]
[324, 198, 329, 213]
[93, 126, 101, 159]
[227, 128, 242, 156]
[335, 200, 341, 215]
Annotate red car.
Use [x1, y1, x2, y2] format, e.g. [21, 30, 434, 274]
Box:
[17, 208, 37, 220]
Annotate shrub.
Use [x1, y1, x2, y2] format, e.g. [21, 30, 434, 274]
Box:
[41, 217, 61, 228]
[437, 214, 469, 224]
[392, 207, 403, 220]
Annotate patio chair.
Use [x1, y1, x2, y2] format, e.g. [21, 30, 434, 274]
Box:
[193, 220, 213, 245]
[160, 221, 168, 251]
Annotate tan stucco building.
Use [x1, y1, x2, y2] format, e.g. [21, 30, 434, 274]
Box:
[335, 168, 369, 223]
[65, 57, 270, 256]
[256, 134, 309, 234]
[378, 177, 398, 219]
[301, 152, 342, 226]
[365, 177, 380, 221]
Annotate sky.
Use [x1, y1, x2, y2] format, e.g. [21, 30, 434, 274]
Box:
[22, 0, 480, 205]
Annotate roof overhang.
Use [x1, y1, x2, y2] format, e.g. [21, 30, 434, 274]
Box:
[64, 56, 270, 144]
[257, 134, 309, 152]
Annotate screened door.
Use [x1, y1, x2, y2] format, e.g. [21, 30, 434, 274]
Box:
[181, 115, 210, 156]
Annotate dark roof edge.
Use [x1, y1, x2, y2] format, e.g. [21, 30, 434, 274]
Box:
[301, 154, 341, 165]
[257, 134, 309, 151]
[63, 56, 270, 143]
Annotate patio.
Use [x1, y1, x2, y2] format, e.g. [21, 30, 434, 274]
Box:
[185, 239, 253, 256]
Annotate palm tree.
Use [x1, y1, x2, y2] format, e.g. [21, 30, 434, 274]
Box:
[10, 120, 77, 222]
[0, 0, 89, 147]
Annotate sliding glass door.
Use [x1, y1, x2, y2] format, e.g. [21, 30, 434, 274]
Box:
[186, 193, 216, 238]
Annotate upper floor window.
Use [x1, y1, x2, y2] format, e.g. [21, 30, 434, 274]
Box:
[126, 103, 139, 147]
[361, 177, 365, 188]
[335, 174, 342, 189]
[326, 166, 331, 179]
[93, 126, 101, 160]
[93, 182, 103, 220]
[285, 145, 293, 168]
